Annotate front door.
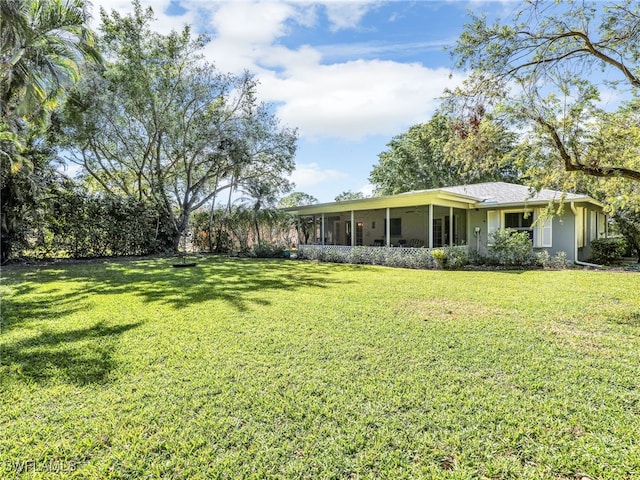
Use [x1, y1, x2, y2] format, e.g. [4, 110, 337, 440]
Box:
[345, 221, 352, 246]
[355, 221, 364, 246]
[433, 218, 443, 247]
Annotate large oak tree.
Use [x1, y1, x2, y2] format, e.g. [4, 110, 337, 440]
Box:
[60, 1, 297, 251]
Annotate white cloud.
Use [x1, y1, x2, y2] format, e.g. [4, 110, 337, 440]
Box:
[206, 1, 297, 44]
[321, 1, 375, 31]
[90, 1, 464, 141]
[359, 183, 375, 197]
[289, 162, 348, 188]
[90, 0, 197, 35]
[196, 1, 465, 140]
[261, 61, 464, 140]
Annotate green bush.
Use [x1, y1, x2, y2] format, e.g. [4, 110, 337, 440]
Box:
[251, 242, 286, 258]
[430, 248, 447, 269]
[536, 250, 568, 269]
[590, 237, 627, 265]
[488, 229, 535, 266]
[39, 187, 163, 258]
[445, 246, 469, 269]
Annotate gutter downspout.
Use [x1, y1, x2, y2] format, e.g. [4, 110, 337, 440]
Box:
[571, 202, 602, 268]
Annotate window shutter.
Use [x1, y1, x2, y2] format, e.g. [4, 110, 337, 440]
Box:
[534, 208, 552, 248]
[487, 210, 500, 245]
[576, 207, 585, 247]
[597, 212, 606, 238]
[590, 211, 597, 241]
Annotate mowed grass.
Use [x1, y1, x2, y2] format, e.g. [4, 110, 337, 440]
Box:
[1, 257, 639, 479]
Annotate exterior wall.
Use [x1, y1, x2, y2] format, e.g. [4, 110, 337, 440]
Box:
[552, 211, 575, 261]
[467, 208, 579, 262]
[466, 209, 488, 256]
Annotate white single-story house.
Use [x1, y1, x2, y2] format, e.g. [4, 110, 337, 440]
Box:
[285, 182, 607, 264]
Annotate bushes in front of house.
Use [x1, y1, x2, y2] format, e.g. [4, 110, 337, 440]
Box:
[298, 230, 573, 270]
[590, 237, 628, 265]
[487, 229, 535, 266]
[535, 250, 568, 269]
[298, 246, 476, 270]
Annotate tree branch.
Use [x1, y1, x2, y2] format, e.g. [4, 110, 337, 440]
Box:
[536, 115, 640, 182]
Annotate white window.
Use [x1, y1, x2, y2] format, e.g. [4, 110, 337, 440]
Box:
[504, 211, 534, 240]
[486, 209, 552, 248]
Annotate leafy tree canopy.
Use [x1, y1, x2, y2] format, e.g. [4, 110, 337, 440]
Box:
[449, 0, 640, 183]
[334, 190, 365, 202]
[59, 0, 297, 251]
[278, 192, 318, 208]
[369, 112, 519, 196]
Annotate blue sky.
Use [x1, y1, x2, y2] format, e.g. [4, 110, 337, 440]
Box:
[90, 1, 516, 202]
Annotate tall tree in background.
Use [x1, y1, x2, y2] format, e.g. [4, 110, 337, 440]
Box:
[278, 191, 318, 245]
[335, 190, 365, 202]
[450, 0, 640, 183]
[60, 1, 296, 251]
[0, 0, 100, 262]
[369, 112, 518, 196]
[239, 176, 291, 245]
[278, 192, 318, 208]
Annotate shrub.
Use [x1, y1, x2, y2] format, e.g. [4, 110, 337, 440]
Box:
[590, 237, 627, 265]
[445, 246, 468, 269]
[430, 249, 447, 269]
[551, 251, 568, 269]
[488, 229, 534, 266]
[535, 250, 550, 268]
[251, 242, 286, 258]
[536, 250, 568, 269]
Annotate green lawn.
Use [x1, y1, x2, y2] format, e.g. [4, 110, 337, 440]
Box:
[1, 257, 639, 479]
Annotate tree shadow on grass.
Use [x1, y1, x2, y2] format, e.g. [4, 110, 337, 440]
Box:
[1, 257, 356, 332]
[1, 321, 141, 385]
[80, 256, 355, 312]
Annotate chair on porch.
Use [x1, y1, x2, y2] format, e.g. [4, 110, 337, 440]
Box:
[408, 238, 424, 248]
[372, 239, 385, 247]
[397, 239, 407, 247]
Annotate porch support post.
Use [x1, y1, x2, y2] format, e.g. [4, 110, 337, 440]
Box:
[351, 210, 355, 246]
[428, 205, 433, 249]
[386, 208, 391, 247]
[449, 207, 454, 246]
[313, 215, 316, 244]
[321, 214, 325, 245]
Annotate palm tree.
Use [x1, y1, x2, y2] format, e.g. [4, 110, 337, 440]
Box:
[0, 0, 101, 263]
[1, 0, 101, 125]
[239, 179, 282, 246]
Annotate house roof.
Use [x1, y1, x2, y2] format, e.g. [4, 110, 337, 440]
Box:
[440, 182, 589, 206]
[284, 182, 600, 215]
